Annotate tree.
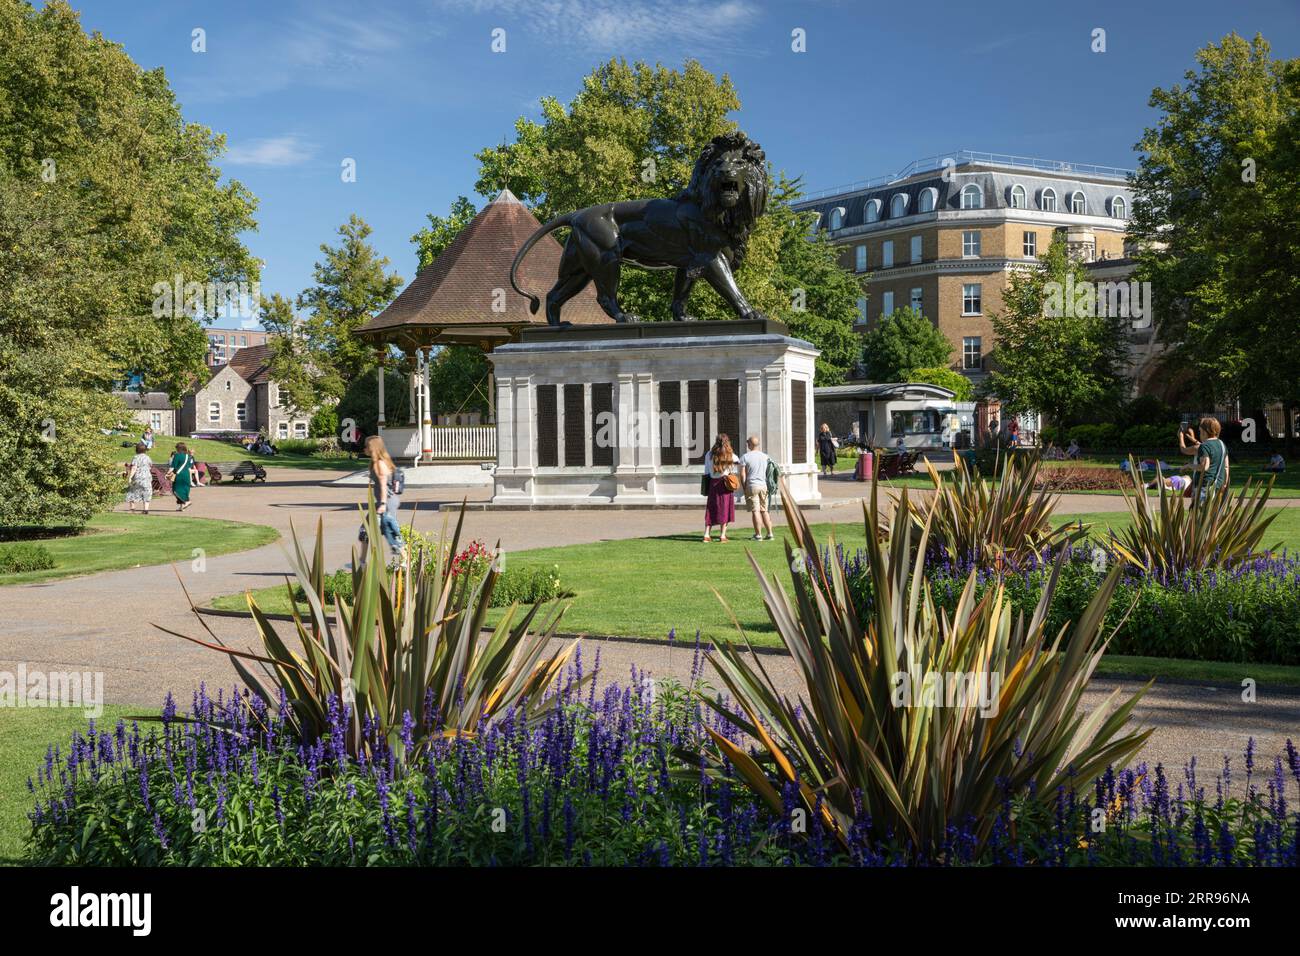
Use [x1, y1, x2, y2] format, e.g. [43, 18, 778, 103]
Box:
[907, 367, 973, 402]
[0, 0, 259, 526]
[276, 216, 403, 411]
[336, 367, 411, 446]
[427, 347, 490, 416]
[860, 308, 953, 382]
[411, 197, 477, 272]
[472, 58, 861, 383]
[987, 236, 1128, 441]
[1128, 33, 1300, 418]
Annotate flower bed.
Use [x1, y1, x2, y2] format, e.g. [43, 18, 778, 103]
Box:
[24, 674, 1300, 866]
[839, 545, 1300, 665]
[1034, 467, 1131, 491]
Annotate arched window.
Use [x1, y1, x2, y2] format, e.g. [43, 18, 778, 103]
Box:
[864, 198, 881, 223]
[960, 184, 983, 210]
[1110, 196, 1127, 220]
[1070, 191, 1087, 214]
[1040, 188, 1057, 212]
[917, 187, 937, 213]
[890, 193, 909, 218]
[828, 207, 845, 230]
[1010, 184, 1026, 209]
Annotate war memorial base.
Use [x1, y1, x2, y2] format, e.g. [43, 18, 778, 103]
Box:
[485, 319, 820, 509]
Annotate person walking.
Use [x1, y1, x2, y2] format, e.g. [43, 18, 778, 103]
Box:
[166, 442, 195, 511]
[739, 435, 775, 541]
[816, 423, 838, 477]
[363, 435, 406, 562]
[1178, 418, 1230, 502]
[703, 433, 738, 543]
[125, 442, 154, 515]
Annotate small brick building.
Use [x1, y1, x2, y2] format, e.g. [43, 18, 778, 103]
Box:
[179, 344, 312, 439]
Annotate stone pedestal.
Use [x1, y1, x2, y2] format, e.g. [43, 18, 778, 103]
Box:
[488, 320, 820, 507]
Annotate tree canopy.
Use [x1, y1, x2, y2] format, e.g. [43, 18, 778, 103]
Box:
[0, 0, 259, 525]
[860, 308, 953, 383]
[263, 216, 403, 413]
[986, 236, 1128, 438]
[1128, 33, 1300, 415]
[470, 58, 863, 383]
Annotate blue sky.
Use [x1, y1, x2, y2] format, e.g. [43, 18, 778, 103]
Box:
[71, 0, 1300, 324]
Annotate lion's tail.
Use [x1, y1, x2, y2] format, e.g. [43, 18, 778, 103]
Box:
[509, 212, 575, 315]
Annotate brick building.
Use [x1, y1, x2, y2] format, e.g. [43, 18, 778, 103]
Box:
[204, 326, 270, 368]
[793, 150, 1134, 384]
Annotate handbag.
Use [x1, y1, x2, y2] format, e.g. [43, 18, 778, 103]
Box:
[700, 473, 710, 496]
[723, 472, 740, 492]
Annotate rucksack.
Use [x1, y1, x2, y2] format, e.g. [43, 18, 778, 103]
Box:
[389, 466, 406, 496]
[765, 458, 780, 497]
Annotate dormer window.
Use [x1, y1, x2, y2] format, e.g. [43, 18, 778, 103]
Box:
[1040, 188, 1057, 212]
[960, 184, 983, 209]
[917, 187, 937, 213]
[864, 198, 881, 223]
[828, 207, 845, 230]
[1070, 191, 1087, 214]
[890, 194, 909, 218]
[1110, 196, 1127, 219]
[1010, 184, 1026, 209]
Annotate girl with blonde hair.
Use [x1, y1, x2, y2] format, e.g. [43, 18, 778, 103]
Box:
[362, 435, 405, 559]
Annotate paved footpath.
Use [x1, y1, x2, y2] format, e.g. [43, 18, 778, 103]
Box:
[1, 468, 1296, 774]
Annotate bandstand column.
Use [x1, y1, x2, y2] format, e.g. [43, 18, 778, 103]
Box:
[420, 346, 433, 463]
[376, 351, 386, 429]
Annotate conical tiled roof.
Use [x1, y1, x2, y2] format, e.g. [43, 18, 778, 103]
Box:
[358, 189, 609, 347]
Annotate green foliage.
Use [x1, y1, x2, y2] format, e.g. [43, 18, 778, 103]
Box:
[0, 0, 258, 525]
[264, 217, 403, 412]
[987, 236, 1128, 440]
[0, 543, 55, 574]
[860, 308, 953, 382]
[411, 196, 478, 272]
[1109, 458, 1279, 577]
[336, 367, 411, 444]
[905, 365, 973, 401]
[427, 346, 490, 416]
[911, 454, 1086, 568]
[918, 558, 1300, 666]
[695, 479, 1151, 856]
[165, 501, 580, 759]
[309, 406, 339, 439]
[473, 59, 861, 383]
[1129, 33, 1300, 409]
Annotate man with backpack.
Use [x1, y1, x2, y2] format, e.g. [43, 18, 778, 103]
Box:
[739, 435, 777, 541]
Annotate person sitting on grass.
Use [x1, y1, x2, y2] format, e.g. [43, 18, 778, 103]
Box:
[1145, 473, 1192, 496]
[1066, 438, 1081, 460]
[1265, 452, 1286, 474]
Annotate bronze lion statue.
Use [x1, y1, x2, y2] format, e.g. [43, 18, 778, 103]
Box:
[509, 131, 769, 325]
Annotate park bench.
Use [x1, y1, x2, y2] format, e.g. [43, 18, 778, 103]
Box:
[226, 460, 268, 483]
[875, 450, 918, 480]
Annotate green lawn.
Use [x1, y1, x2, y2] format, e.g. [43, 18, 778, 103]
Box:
[105, 433, 359, 472]
[0, 513, 279, 585]
[0, 706, 136, 865]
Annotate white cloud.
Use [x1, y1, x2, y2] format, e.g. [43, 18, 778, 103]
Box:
[224, 135, 317, 167]
[447, 0, 760, 54]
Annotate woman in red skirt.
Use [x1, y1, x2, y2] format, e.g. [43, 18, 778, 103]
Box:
[704, 433, 738, 542]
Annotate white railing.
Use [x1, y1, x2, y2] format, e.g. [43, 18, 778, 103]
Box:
[426, 425, 495, 461]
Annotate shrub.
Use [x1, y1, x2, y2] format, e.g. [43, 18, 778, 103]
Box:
[167, 504, 580, 758]
[1108, 457, 1280, 577]
[695, 480, 1150, 857]
[310, 406, 339, 439]
[0, 542, 55, 574]
[911, 453, 1084, 568]
[336, 368, 410, 445]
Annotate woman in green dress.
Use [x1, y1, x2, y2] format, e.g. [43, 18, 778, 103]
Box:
[167, 442, 196, 511]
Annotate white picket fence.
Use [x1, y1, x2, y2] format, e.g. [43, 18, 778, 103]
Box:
[427, 425, 496, 461]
